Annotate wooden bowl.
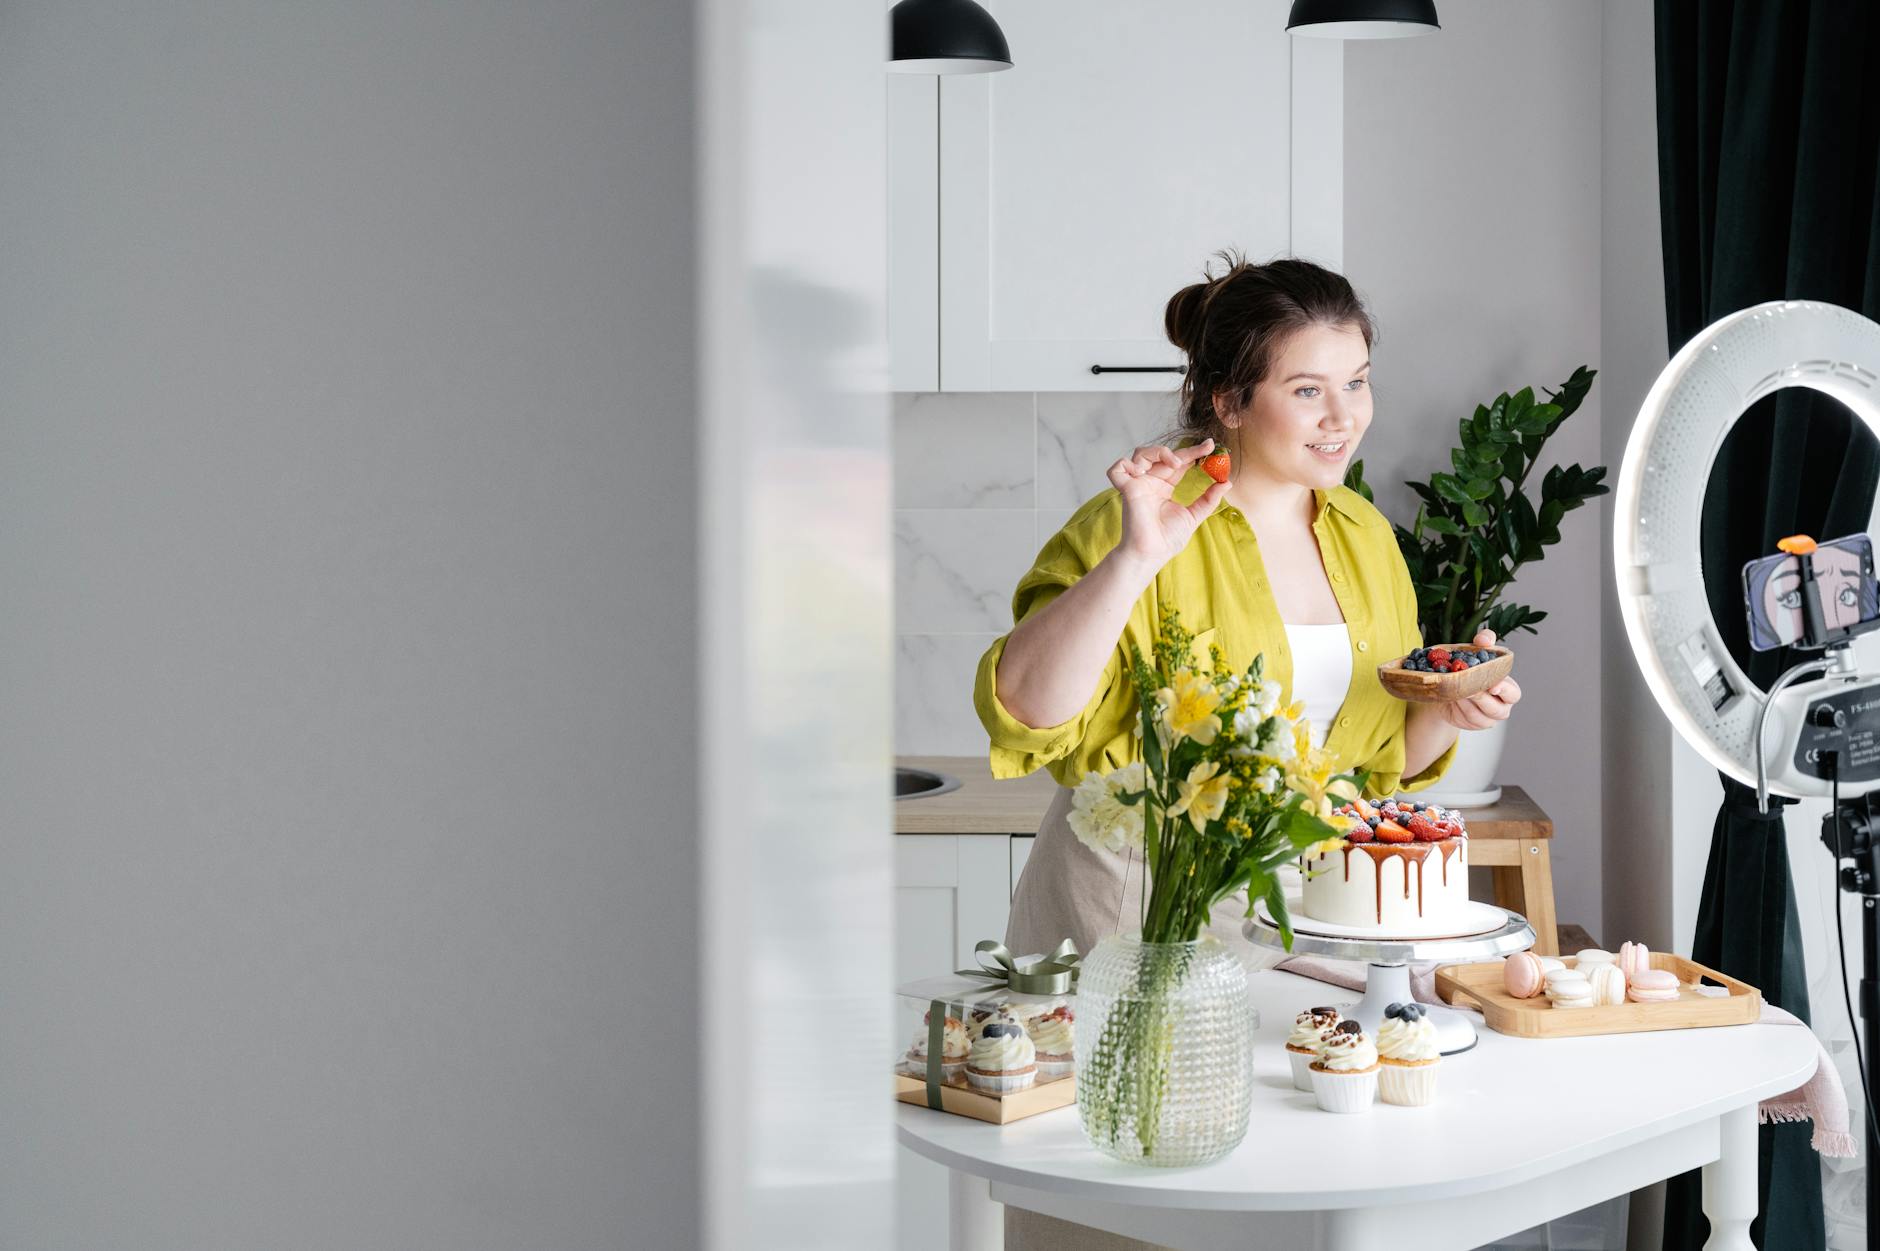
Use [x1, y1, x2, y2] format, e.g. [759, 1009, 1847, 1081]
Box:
[1376, 644, 1514, 704]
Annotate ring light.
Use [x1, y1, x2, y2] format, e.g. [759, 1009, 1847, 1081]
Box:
[1613, 299, 1880, 800]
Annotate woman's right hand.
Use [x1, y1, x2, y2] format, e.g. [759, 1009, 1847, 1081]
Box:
[1106, 438, 1231, 574]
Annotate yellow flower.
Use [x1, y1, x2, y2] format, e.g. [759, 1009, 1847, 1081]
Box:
[1167, 760, 1230, 832]
[1304, 836, 1349, 859]
[1155, 669, 1222, 746]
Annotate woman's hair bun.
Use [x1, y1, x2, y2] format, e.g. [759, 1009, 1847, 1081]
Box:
[1164, 279, 1212, 355]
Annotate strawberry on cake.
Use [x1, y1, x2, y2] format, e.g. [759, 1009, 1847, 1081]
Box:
[1299, 796, 1470, 932]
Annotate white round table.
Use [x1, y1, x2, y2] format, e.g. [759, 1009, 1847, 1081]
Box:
[897, 969, 1821, 1250]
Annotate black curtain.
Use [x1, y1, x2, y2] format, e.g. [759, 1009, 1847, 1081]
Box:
[1656, 2, 1880, 1248]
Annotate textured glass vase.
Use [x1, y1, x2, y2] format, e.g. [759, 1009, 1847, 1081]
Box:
[1074, 933, 1253, 1167]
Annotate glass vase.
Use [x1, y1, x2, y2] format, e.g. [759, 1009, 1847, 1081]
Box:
[1074, 933, 1253, 1167]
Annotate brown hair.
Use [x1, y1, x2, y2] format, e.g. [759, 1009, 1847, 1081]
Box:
[1163, 250, 1378, 444]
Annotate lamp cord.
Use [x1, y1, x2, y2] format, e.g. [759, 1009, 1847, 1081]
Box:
[1826, 760, 1880, 1139]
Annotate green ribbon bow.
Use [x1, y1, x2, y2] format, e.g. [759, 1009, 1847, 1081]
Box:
[955, 939, 1081, 996]
[922, 939, 1081, 1110]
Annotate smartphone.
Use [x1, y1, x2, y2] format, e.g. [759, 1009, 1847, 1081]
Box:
[1742, 534, 1880, 651]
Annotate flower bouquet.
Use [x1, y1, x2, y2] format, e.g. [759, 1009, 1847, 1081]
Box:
[1069, 606, 1361, 1164]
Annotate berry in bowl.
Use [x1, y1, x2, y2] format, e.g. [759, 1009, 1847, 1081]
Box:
[1377, 644, 1513, 703]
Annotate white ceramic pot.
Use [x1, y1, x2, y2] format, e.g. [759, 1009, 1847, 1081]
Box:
[1411, 717, 1507, 807]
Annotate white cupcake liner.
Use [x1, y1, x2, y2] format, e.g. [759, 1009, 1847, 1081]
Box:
[1034, 1054, 1074, 1080]
[1379, 1059, 1439, 1106]
[904, 1049, 966, 1077]
[1309, 1065, 1378, 1114]
[966, 1064, 1037, 1093]
[1287, 1047, 1317, 1092]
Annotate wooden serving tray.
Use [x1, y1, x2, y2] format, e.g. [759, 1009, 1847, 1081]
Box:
[1377, 644, 1513, 703]
[1434, 953, 1761, 1038]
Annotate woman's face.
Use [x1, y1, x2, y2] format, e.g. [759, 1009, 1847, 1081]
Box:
[1218, 322, 1372, 492]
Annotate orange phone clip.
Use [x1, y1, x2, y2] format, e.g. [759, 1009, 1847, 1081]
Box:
[1777, 534, 1819, 555]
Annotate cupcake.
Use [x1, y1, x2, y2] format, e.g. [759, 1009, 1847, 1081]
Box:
[968, 1002, 1022, 1040]
[1376, 1003, 1441, 1106]
[1022, 1003, 1076, 1079]
[1285, 1006, 1342, 1092]
[965, 1021, 1037, 1093]
[906, 1012, 968, 1081]
[1309, 1020, 1378, 1114]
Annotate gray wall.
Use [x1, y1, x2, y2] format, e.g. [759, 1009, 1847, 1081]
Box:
[0, 4, 695, 1247]
[1345, 0, 1605, 939]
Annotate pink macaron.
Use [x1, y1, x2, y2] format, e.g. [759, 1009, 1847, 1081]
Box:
[1627, 968, 1680, 1003]
[1503, 951, 1545, 999]
[1618, 941, 1652, 980]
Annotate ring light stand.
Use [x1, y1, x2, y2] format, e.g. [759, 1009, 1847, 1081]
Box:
[1614, 299, 1880, 1224]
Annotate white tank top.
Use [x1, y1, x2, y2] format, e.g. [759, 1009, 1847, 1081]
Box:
[1282, 622, 1353, 750]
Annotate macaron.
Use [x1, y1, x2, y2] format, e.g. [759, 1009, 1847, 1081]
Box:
[1627, 968, 1680, 1003]
[1545, 974, 1593, 1008]
[1589, 963, 1627, 1007]
[1503, 951, 1545, 999]
[1543, 967, 1582, 989]
[1574, 948, 1617, 969]
[1618, 941, 1652, 980]
[1537, 956, 1566, 975]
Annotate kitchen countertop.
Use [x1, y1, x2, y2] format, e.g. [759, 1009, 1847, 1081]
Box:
[895, 756, 1553, 842]
[895, 755, 1058, 835]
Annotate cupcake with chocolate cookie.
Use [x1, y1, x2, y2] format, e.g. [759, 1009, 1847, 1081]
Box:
[1285, 1006, 1342, 1092]
[1309, 1020, 1378, 1114]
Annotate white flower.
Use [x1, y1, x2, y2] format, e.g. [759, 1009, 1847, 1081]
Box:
[1066, 766, 1146, 855]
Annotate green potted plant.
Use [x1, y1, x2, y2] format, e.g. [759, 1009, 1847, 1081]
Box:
[1343, 365, 1607, 802]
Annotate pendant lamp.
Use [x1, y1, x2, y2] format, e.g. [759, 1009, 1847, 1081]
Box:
[1286, 0, 1440, 39]
[888, 0, 1013, 74]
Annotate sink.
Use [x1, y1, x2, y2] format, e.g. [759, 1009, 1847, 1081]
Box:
[895, 766, 961, 801]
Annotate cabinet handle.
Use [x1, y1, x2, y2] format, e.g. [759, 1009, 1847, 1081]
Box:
[1089, 364, 1186, 375]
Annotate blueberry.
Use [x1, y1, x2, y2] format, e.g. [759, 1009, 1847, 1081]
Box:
[1384, 1002, 1405, 1019]
[1401, 1004, 1426, 1021]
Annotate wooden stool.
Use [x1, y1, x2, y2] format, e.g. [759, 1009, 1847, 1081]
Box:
[1456, 786, 1558, 955]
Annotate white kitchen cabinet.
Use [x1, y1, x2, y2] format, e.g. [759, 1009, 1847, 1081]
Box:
[894, 834, 1019, 1251]
[889, 0, 1343, 391]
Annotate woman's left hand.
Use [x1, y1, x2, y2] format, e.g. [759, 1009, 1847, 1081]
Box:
[1435, 628, 1521, 730]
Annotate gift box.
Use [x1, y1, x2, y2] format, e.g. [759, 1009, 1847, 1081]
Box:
[894, 941, 1079, 1125]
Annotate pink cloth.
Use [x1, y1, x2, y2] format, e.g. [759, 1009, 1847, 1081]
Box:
[1273, 956, 1856, 1158]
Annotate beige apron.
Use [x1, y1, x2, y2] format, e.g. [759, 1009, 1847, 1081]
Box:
[1003, 784, 1296, 970]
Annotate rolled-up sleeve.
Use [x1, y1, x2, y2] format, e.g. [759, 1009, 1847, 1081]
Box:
[1358, 551, 1456, 797]
[973, 500, 1143, 782]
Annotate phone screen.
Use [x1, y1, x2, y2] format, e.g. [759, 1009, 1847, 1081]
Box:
[1743, 534, 1880, 651]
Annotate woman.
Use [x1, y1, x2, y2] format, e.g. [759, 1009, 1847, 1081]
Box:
[975, 253, 1523, 963]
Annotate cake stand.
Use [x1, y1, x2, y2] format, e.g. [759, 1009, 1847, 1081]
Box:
[1243, 902, 1535, 1055]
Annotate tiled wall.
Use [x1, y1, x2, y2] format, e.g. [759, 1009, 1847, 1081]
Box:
[893, 390, 1176, 756]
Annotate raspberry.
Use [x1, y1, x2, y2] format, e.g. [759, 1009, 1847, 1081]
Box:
[1345, 824, 1374, 844]
[1407, 814, 1445, 842]
[1427, 647, 1450, 665]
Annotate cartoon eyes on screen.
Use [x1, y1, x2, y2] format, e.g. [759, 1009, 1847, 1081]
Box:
[1742, 534, 1880, 651]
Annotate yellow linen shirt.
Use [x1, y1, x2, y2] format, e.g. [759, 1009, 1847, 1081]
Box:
[973, 465, 1456, 796]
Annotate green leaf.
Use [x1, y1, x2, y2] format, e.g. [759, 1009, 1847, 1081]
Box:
[1464, 477, 1497, 501]
[1343, 458, 1373, 502]
[1262, 876, 1295, 952]
[1461, 500, 1490, 528]
[1432, 473, 1472, 505]
[1422, 514, 1463, 537]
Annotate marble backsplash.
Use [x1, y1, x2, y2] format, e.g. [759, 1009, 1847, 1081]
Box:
[893, 390, 1179, 757]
